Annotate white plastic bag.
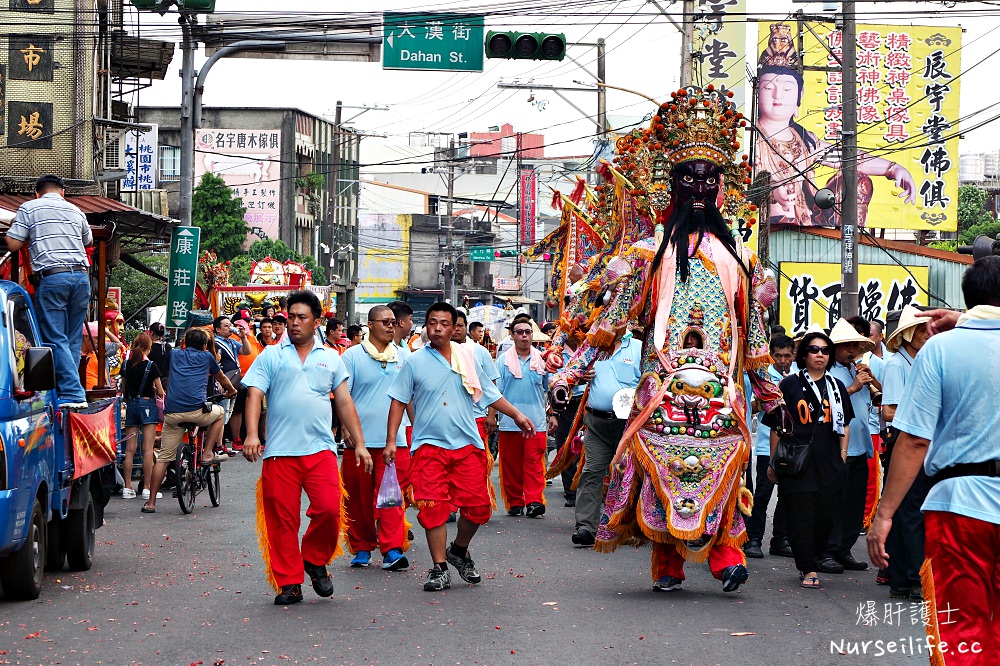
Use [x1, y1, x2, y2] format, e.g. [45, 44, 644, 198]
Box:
[376, 462, 404, 508]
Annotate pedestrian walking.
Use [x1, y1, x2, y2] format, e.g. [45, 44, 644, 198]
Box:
[385, 302, 535, 592]
[242, 290, 373, 605]
[120, 333, 165, 500]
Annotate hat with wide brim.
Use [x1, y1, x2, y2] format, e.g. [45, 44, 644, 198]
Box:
[531, 319, 551, 343]
[885, 305, 927, 353]
[793, 322, 827, 343]
[829, 318, 876, 354]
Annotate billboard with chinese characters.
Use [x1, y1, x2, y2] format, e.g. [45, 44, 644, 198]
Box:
[195, 129, 282, 240]
[123, 124, 157, 191]
[519, 167, 537, 246]
[778, 262, 928, 336]
[694, 0, 746, 110]
[755, 23, 961, 231]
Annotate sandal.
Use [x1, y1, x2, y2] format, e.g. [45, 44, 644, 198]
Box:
[800, 575, 821, 589]
[141, 505, 156, 513]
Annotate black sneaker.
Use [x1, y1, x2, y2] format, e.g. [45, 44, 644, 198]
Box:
[423, 567, 451, 591]
[836, 554, 869, 571]
[721, 564, 750, 592]
[508, 506, 524, 517]
[525, 502, 545, 518]
[571, 528, 595, 546]
[769, 539, 794, 558]
[653, 576, 683, 592]
[446, 544, 482, 584]
[274, 584, 303, 605]
[743, 539, 764, 559]
[303, 560, 334, 597]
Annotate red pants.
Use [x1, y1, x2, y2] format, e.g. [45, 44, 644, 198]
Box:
[864, 434, 883, 520]
[497, 431, 547, 510]
[261, 450, 342, 587]
[924, 511, 999, 664]
[651, 541, 745, 581]
[411, 444, 492, 529]
[341, 447, 411, 555]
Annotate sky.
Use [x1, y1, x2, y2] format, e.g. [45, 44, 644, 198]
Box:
[133, 0, 1000, 175]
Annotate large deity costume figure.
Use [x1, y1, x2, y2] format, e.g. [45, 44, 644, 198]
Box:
[550, 85, 784, 592]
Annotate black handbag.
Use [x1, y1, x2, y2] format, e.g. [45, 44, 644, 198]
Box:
[773, 434, 812, 475]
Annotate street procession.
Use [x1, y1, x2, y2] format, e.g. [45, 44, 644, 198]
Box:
[1, 1, 999, 664]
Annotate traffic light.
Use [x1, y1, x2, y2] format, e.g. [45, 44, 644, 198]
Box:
[179, 0, 216, 10]
[130, 0, 171, 9]
[494, 249, 520, 258]
[131, 0, 216, 11]
[485, 31, 566, 61]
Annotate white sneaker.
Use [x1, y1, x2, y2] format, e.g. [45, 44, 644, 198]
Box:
[140, 489, 162, 500]
[122, 488, 136, 499]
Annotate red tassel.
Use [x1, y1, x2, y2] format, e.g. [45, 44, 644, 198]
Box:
[569, 177, 586, 205]
[596, 161, 613, 182]
[551, 190, 563, 211]
[194, 283, 209, 308]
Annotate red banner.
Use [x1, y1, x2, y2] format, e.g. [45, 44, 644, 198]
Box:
[68, 402, 117, 479]
[519, 168, 537, 246]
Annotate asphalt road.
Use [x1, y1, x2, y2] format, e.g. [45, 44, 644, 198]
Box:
[1, 458, 931, 666]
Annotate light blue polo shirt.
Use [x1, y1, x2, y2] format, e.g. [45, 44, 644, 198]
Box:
[495, 353, 548, 432]
[471, 341, 500, 419]
[342, 344, 406, 449]
[830, 362, 874, 457]
[893, 319, 1000, 525]
[395, 340, 412, 427]
[587, 335, 642, 412]
[880, 347, 915, 426]
[242, 337, 348, 459]
[388, 345, 502, 452]
[755, 364, 786, 456]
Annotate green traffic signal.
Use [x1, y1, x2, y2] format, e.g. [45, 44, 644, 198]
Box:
[486, 31, 565, 61]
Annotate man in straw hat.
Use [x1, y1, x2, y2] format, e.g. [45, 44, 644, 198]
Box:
[869, 257, 1000, 662]
[819, 317, 878, 574]
[877, 305, 932, 601]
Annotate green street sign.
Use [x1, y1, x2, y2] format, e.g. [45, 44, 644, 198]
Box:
[470, 246, 494, 262]
[383, 13, 484, 72]
[165, 226, 202, 328]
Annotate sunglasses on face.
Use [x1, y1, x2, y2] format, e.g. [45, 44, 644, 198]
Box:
[513, 329, 533, 336]
[806, 345, 831, 355]
[370, 319, 395, 327]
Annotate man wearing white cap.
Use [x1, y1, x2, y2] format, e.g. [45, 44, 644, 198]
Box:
[818, 316, 877, 574]
[878, 305, 931, 600]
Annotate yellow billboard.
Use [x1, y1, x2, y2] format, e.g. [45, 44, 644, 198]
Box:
[357, 213, 410, 302]
[755, 22, 960, 232]
[778, 262, 928, 336]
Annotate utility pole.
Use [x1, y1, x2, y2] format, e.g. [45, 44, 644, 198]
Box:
[327, 100, 342, 287]
[681, 0, 695, 86]
[445, 136, 457, 304]
[178, 13, 195, 226]
[840, 2, 859, 319]
[596, 38, 607, 139]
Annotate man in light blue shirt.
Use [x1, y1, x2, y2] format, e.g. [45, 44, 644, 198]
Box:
[570, 332, 642, 547]
[745, 335, 795, 559]
[821, 317, 875, 574]
[386, 302, 533, 593]
[340, 305, 411, 571]
[869, 258, 1000, 658]
[242, 291, 373, 606]
[492, 315, 550, 518]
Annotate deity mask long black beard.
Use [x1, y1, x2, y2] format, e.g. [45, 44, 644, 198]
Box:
[650, 196, 748, 283]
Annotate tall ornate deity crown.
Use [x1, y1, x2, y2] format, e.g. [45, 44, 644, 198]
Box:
[612, 85, 755, 220]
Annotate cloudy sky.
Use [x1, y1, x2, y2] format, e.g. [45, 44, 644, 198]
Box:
[134, 0, 1000, 166]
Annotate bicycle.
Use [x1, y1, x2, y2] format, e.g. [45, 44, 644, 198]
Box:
[173, 396, 225, 514]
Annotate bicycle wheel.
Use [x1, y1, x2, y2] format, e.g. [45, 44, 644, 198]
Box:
[207, 465, 221, 507]
[175, 445, 196, 515]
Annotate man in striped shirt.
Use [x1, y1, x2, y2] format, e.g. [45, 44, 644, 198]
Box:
[6, 175, 92, 408]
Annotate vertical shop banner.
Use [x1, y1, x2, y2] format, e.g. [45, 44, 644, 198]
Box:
[123, 124, 158, 191]
[754, 23, 961, 231]
[778, 262, 928, 335]
[195, 129, 282, 240]
[519, 167, 537, 246]
[695, 1, 746, 110]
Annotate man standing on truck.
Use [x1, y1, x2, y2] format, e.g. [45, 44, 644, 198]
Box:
[5, 175, 92, 409]
[141, 328, 237, 513]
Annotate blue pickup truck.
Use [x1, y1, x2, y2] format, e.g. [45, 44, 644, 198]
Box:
[0, 280, 118, 600]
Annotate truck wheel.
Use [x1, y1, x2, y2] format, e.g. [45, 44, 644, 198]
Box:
[65, 489, 95, 571]
[45, 515, 65, 572]
[0, 498, 45, 600]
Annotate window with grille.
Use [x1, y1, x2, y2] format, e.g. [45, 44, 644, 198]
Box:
[158, 145, 181, 181]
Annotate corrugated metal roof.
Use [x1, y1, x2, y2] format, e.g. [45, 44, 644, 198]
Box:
[0, 194, 140, 216]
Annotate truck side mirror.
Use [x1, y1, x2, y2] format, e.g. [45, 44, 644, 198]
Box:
[23, 347, 56, 392]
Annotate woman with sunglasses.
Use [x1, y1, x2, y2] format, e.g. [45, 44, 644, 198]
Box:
[765, 327, 854, 589]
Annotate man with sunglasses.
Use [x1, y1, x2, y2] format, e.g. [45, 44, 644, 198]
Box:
[340, 305, 411, 571]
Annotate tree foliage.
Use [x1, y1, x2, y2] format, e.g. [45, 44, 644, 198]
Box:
[957, 185, 1000, 246]
[192, 172, 251, 261]
[109, 252, 170, 323]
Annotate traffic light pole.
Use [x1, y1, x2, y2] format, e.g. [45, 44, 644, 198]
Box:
[840, 2, 859, 319]
[445, 137, 457, 305]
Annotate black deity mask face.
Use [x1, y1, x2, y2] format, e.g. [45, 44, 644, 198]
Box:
[672, 159, 722, 212]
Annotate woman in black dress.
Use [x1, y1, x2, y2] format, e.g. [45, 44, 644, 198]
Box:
[765, 330, 854, 589]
